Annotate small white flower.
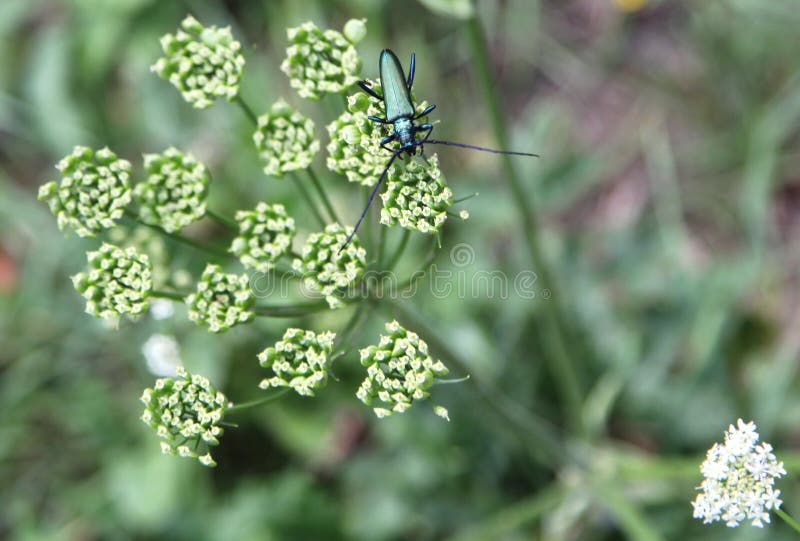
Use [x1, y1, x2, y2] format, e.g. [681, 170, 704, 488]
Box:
[692, 419, 785, 528]
[142, 334, 182, 377]
[150, 299, 175, 320]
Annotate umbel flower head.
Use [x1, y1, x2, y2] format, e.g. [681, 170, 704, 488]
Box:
[230, 202, 296, 272]
[258, 328, 336, 396]
[134, 147, 210, 233]
[280, 19, 365, 100]
[381, 154, 453, 234]
[38, 146, 132, 237]
[356, 320, 450, 419]
[253, 100, 320, 176]
[326, 81, 433, 187]
[185, 264, 254, 333]
[292, 223, 366, 309]
[692, 419, 786, 528]
[140, 366, 229, 467]
[71, 243, 152, 321]
[151, 15, 245, 109]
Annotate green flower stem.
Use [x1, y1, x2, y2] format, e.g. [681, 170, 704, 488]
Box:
[254, 300, 330, 318]
[384, 228, 411, 272]
[151, 290, 186, 301]
[234, 95, 328, 227]
[124, 210, 231, 259]
[465, 15, 584, 436]
[776, 509, 800, 534]
[233, 95, 259, 125]
[377, 224, 388, 268]
[306, 167, 340, 224]
[206, 209, 237, 231]
[227, 389, 289, 413]
[290, 172, 327, 227]
[386, 298, 567, 467]
[335, 302, 368, 352]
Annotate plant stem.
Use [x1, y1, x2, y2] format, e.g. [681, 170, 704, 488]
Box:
[253, 300, 329, 318]
[385, 229, 411, 272]
[465, 15, 584, 435]
[124, 210, 231, 259]
[233, 95, 259, 125]
[776, 509, 800, 534]
[227, 389, 289, 413]
[207, 209, 237, 231]
[386, 298, 568, 467]
[290, 172, 327, 228]
[151, 290, 185, 301]
[307, 167, 340, 224]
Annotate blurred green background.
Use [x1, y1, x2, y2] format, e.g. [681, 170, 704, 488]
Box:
[3, 0, 800, 539]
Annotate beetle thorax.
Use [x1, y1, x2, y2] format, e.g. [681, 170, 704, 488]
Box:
[393, 117, 415, 147]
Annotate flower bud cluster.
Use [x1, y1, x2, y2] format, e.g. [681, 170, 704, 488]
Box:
[230, 202, 296, 272]
[381, 154, 453, 233]
[258, 328, 336, 396]
[140, 366, 229, 467]
[356, 320, 450, 419]
[71, 243, 152, 321]
[134, 147, 210, 233]
[281, 20, 365, 100]
[292, 224, 366, 309]
[151, 15, 245, 108]
[38, 146, 132, 237]
[185, 264, 254, 333]
[253, 100, 320, 176]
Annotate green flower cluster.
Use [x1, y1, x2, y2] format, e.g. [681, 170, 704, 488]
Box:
[140, 366, 229, 467]
[230, 202, 296, 272]
[292, 223, 366, 309]
[38, 146, 132, 237]
[151, 15, 245, 109]
[258, 328, 336, 396]
[326, 82, 433, 187]
[185, 264, 254, 333]
[280, 19, 365, 100]
[326, 87, 392, 187]
[380, 154, 453, 234]
[253, 100, 320, 176]
[134, 147, 210, 232]
[356, 320, 450, 419]
[71, 243, 152, 321]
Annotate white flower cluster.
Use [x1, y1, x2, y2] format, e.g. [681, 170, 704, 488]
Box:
[280, 20, 365, 100]
[292, 223, 366, 309]
[140, 366, 229, 467]
[253, 100, 320, 176]
[151, 15, 245, 109]
[258, 328, 336, 396]
[230, 202, 296, 272]
[185, 264, 254, 333]
[71, 243, 152, 322]
[380, 154, 453, 234]
[38, 146, 132, 237]
[134, 147, 210, 233]
[356, 320, 450, 419]
[692, 419, 786, 528]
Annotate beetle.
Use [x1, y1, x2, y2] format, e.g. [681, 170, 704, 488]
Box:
[343, 49, 538, 247]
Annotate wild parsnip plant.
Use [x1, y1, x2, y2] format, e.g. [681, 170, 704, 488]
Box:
[38, 15, 465, 467]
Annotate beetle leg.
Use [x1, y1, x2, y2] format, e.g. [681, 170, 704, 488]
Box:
[380, 134, 397, 153]
[415, 124, 434, 155]
[407, 53, 416, 89]
[413, 104, 436, 120]
[367, 115, 390, 124]
[357, 80, 383, 100]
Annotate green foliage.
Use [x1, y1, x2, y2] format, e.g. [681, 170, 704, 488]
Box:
[5, 1, 800, 540]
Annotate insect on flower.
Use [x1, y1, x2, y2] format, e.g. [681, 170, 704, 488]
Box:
[343, 49, 538, 247]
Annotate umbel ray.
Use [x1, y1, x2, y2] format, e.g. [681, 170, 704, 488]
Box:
[342, 48, 538, 248]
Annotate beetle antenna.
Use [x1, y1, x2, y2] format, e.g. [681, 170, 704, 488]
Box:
[425, 139, 538, 157]
[340, 150, 403, 252]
